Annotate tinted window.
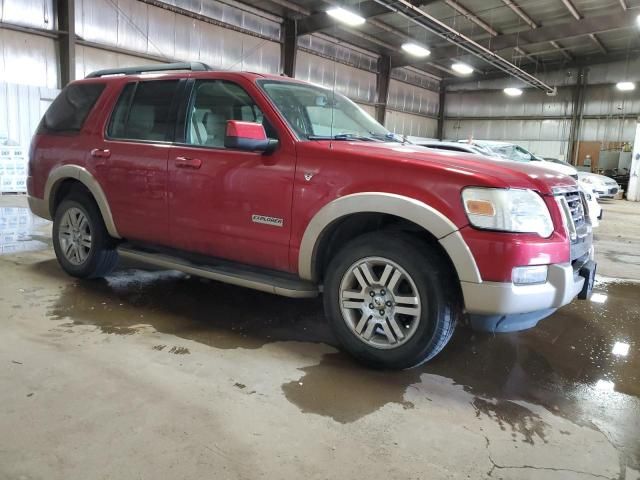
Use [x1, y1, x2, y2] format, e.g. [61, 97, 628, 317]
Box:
[38, 83, 105, 133]
[107, 80, 179, 141]
[186, 80, 274, 148]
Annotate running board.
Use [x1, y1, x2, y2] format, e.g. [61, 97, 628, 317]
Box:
[118, 245, 318, 298]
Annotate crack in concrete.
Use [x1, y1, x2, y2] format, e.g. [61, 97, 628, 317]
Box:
[483, 434, 617, 479]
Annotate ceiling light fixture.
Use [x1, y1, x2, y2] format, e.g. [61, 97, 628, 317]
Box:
[504, 87, 523, 96]
[612, 341, 630, 357]
[616, 81, 636, 91]
[326, 7, 366, 26]
[452, 62, 474, 75]
[401, 42, 431, 57]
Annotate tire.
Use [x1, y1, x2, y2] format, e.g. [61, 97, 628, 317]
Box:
[323, 232, 460, 369]
[52, 192, 119, 279]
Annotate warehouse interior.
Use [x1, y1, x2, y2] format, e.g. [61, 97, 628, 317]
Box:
[1, 0, 640, 479]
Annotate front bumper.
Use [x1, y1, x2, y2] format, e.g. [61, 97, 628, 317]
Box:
[461, 263, 585, 316]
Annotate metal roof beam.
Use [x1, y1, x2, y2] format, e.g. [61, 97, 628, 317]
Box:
[443, 0, 498, 36]
[560, 0, 581, 20]
[380, 0, 554, 92]
[589, 33, 607, 54]
[410, 10, 632, 65]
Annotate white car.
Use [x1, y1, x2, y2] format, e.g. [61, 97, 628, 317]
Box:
[581, 183, 602, 227]
[410, 140, 503, 159]
[458, 140, 579, 178]
[456, 140, 603, 226]
[577, 172, 621, 199]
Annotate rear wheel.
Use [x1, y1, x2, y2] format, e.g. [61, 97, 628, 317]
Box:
[323, 232, 459, 369]
[52, 193, 119, 279]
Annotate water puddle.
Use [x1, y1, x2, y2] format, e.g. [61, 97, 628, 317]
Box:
[0, 207, 50, 255]
[44, 260, 639, 468]
[48, 262, 332, 350]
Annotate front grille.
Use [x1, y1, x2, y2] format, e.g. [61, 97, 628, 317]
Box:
[554, 187, 590, 246]
[563, 189, 586, 230]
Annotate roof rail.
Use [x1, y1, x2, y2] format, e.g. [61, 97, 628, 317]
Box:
[85, 62, 212, 78]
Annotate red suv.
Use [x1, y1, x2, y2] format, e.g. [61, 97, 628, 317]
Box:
[28, 62, 596, 369]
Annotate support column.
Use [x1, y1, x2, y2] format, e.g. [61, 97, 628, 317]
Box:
[567, 67, 587, 165]
[437, 82, 446, 140]
[281, 18, 297, 77]
[375, 55, 391, 125]
[56, 0, 76, 87]
[627, 119, 640, 202]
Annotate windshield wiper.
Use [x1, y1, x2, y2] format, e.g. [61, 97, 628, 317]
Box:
[307, 133, 379, 141]
[368, 132, 403, 143]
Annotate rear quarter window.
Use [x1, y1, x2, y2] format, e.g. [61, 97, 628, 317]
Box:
[37, 83, 105, 134]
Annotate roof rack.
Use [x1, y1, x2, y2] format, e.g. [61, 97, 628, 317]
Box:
[85, 62, 212, 78]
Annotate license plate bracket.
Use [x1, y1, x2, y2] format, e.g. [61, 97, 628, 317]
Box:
[578, 260, 597, 300]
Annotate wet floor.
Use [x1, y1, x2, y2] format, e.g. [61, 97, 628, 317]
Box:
[41, 259, 640, 470]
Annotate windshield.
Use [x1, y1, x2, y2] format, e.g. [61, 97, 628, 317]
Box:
[485, 144, 533, 162]
[258, 80, 392, 141]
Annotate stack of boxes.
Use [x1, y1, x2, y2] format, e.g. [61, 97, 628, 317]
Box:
[0, 206, 33, 254]
[0, 146, 28, 194]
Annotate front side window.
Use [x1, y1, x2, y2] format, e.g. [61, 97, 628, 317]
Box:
[185, 80, 274, 148]
[107, 80, 179, 141]
[258, 80, 391, 141]
[39, 83, 105, 133]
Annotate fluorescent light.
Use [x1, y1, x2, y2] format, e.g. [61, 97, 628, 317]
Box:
[504, 87, 523, 97]
[616, 81, 635, 91]
[594, 379, 615, 392]
[452, 62, 474, 75]
[637, 14, 640, 28]
[401, 42, 431, 57]
[612, 341, 630, 357]
[326, 7, 366, 26]
[590, 292, 608, 303]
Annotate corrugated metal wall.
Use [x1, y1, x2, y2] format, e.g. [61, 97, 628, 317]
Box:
[0, 30, 58, 88]
[385, 111, 437, 138]
[295, 50, 377, 105]
[0, 82, 59, 146]
[1, 0, 54, 29]
[444, 88, 574, 158]
[74, 0, 281, 72]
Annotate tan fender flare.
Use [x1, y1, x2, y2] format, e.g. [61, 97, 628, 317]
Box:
[44, 165, 121, 238]
[297, 192, 481, 284]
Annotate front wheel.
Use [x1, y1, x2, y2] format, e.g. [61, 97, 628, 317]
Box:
[323, 233, 460, 369]
[52, 193, 119, 279]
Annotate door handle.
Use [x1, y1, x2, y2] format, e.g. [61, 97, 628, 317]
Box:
[175, 156, 202, 169]
[90, 148, 111, 158]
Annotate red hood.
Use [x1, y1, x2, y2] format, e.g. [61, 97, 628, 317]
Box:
[327, 141, 576, 195]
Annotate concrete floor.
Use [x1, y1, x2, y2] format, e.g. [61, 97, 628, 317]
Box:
[1, 194, 639, 480]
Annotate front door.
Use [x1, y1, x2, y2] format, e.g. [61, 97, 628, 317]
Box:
[168, 79, 295, 272]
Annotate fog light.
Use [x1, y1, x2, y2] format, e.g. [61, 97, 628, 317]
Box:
[512, 265, 548, 285]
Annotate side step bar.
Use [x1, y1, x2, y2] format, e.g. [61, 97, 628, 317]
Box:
[118, 245, 318, 298]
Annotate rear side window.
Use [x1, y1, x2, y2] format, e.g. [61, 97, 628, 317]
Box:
[38, 83, 105, 133]
[107, 80, 179, 142]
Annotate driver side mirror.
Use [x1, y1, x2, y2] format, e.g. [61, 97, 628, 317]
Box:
[224, 120, 278, 154]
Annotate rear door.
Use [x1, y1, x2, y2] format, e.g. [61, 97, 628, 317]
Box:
[98, 79, 183, 245]
[168, 78, 296, 272]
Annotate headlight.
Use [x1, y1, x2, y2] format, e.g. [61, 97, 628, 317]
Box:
[462, 188, 554, 237]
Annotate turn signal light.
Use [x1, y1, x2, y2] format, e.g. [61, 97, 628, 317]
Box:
[465, 199, 495, 216]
